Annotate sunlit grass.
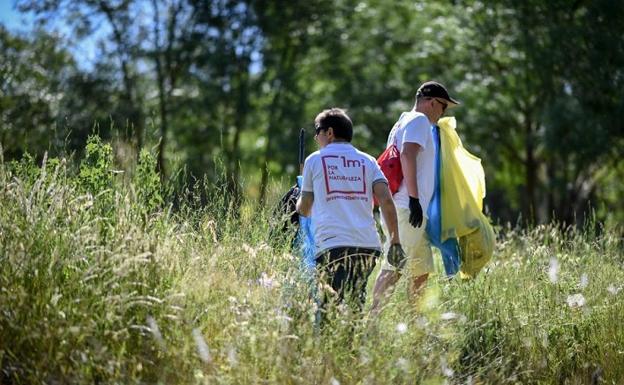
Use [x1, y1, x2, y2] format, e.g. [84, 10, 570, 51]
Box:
[0, 145, 623, 384]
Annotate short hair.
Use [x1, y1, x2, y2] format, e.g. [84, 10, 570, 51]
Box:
[314, 108, 353, 142]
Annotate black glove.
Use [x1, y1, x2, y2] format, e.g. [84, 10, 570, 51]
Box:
[408, 196, 423, 228]
[387, 243, 407, 269]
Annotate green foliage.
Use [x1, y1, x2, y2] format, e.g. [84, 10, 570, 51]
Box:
[134, 148, 163, 216]
[1, 149, 623, 384]
[0, 25, 77, 159]
[5, 0, 624, 224]
[8, 152, 40, 185]
[78, 135, 114, 215]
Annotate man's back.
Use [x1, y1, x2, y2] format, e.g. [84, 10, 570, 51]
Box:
[302, 142, 385, 253]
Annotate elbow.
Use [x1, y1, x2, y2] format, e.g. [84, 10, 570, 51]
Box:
[296, 200, 310, 217]
[378, 195, 394, 210]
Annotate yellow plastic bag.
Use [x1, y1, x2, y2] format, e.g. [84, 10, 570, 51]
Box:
[438, 117, 495, 278]
[458, 219, 495, 278]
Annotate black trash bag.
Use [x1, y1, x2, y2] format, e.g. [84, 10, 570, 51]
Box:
[268, 185, 300, 248]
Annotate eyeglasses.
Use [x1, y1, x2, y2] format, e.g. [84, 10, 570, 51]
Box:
[433, 99, 448, 112]
[314, 124, 326, 136]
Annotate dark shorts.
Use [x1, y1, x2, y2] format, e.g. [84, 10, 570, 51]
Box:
[316, 247, 381, 310]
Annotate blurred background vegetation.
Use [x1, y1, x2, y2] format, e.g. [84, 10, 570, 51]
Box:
[1, 0, 623, 226]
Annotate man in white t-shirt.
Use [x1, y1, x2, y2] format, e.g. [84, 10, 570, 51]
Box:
[371, 81, 460, 311]
[296, 108, 405, 313]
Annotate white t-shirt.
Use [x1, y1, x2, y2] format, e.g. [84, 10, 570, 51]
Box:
[301, 142, 387, 254]
[386, 110, 435, 215]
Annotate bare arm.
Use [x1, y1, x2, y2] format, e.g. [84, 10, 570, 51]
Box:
[373, 182, 400, 245]
[400, 142, 421, 198]
[296, 191, 314, 217]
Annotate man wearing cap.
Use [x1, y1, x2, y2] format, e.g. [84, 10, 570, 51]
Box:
[371, 81, 460, 311]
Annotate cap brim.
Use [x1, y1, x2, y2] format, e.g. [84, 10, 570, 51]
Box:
[439, 97, 460, 107]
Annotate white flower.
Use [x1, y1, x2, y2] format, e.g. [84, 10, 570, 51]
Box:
[359, 349, 371, 365]
[147, 316, 165, 349]
[415, 316, 428, 329]
[227, 346, 238, 367]
[440, 356, 454, 377]
[258, 272, 280, 289]
[579, 273, 589, 289]
[396, 357, 409, 372]
[548, 257, 559, 283]
[607, 285, 622, 295]
[330, 377, 340, 385]
[440, 312, 459, 321]
[242, 243, 257, 258]
[396, 322, 408, 334]
[566, 293, 586, 308]
[192, 328, 211, 363]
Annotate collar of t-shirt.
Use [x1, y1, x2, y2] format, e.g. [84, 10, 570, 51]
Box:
[323, 142, 353, 150]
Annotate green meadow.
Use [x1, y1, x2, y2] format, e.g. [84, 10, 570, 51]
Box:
[1, 138, 623, 384]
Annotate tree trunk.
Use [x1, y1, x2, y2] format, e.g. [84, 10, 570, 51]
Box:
[98, 0, 144, 150]
[226, 61, 250, 215]
[258, 43, 295, 205]
[524, 117, 537, 224]
[152, 0, 168, 177]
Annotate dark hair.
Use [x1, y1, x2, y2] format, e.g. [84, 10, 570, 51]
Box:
[314, 108, 353, 142]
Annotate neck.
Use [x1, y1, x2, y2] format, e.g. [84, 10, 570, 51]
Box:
[414, 106, 436, 125]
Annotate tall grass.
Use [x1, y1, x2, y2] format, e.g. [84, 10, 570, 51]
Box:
[1, 138, 623, 384]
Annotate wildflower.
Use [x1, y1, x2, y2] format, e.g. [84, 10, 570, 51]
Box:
[330, 377, 340, 385]
[579, 273, 589, 289]
[548, 257, 559, 283]
[415, 316, 428, 329]
[396, 322, 408, 334]
[275, 310, 293, 329]
[359, 349, 371, 365]
[440, 356, 454, 377]
[146, 316, 165, 349]
[227, 346, 238, 367]
[242, 243, 257, 258]
[440, 312, 459, 321]
[259, 272, 280, 289]
[607, 285, 621, 295]
[396, 357, 409, 372]
[566, 293, 586, 308]
[51, 293, 62, 306]
[192, 328, 211, 363]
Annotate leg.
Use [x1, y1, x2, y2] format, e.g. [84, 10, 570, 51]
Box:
[407, 272, 429, 303]
[375, 208, 434, 311]
[371, 269, 401, 314]
[317, 247, 377, 315]
[347, 249, 379, 311]
[316, 248, 347, 311]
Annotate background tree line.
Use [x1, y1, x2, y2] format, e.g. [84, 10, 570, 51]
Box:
[1, 0, 623, 226]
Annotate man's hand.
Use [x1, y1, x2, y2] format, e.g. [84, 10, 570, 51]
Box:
[408, 196, 423, 228]
[289, 186, 300, 203]
[387, 243, 407, 269]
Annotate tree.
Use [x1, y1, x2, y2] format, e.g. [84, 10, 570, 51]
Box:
[251, 0, 334, 204]
[454, 0, 624, 225]
[18, 0, 147, 150]
[147, 0, 195, 177]
[0, 26, 77, 159]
